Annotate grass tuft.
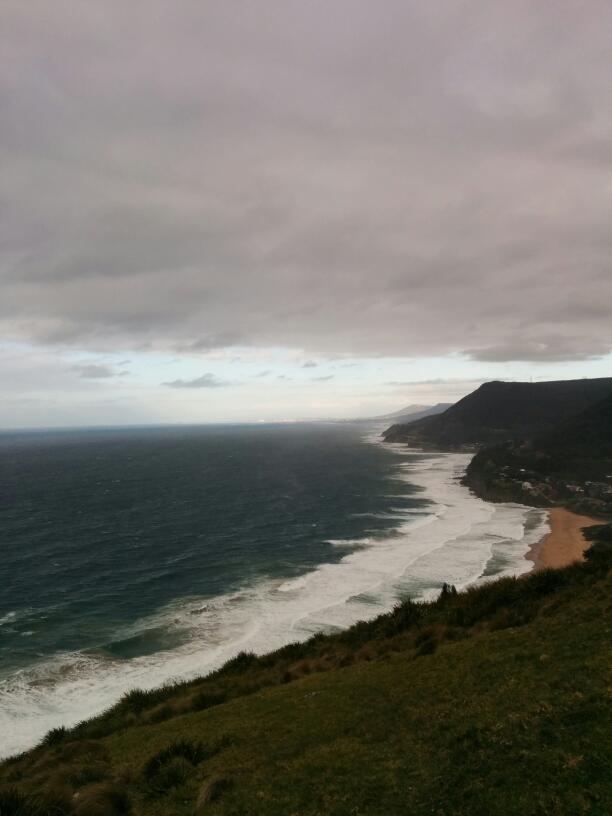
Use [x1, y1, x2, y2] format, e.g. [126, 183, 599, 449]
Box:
[142, 739, 210, 789]
[40, 728, 67, 749]
[72, 781, 131, 815]
[0, 788, 29, 816]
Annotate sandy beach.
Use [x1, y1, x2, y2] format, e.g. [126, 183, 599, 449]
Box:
[528, 507, 602, 570]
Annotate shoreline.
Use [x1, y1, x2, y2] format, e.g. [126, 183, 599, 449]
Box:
[0, 448, 541, 759]
[527, 507, 601, 570]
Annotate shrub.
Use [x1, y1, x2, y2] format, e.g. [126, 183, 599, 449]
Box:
[438, 583, 458, 601]
[0, 784, 72, 816]
[260, 640, 308, 665]
[381, 599, 423, 637]
[289, 659, 312, 676]
[117, 689, 150, 715]
[0, 787, 29, 816]
[191, 690, 227, 712]
[72, 781, 131, 816]
[447, 578, 521, 627]
[145, 757, 191, 794]
[583, 523, 612, 543]
[489, 607, 528, 631]
[584, 539, 612, 571]
[40, 728, 67, 748]
[144, 704, 173, 724]
[55, 740, 108, 764]
[62, 762, 110, 788]
[32, 783, 73, 816]
[215, 651, 258, 676]
[524, 568, 568, 599]
[414, 628, 438, 657]
[415, 637, 437, 657]
[143, 740, 209, 783]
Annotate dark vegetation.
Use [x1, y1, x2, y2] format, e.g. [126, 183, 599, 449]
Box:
[383, 377, 612, 448]
[464, 394, 612, 512]
[2, 529, 611, 815]
[584, 523, 612, 544]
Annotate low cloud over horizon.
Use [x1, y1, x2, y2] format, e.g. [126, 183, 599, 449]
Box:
[2, 2, 611, 425]
[163, 373, 238, 389]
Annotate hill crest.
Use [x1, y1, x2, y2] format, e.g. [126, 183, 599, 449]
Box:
[383, 377, 612, 449]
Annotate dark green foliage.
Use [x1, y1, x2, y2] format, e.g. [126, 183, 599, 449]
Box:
[258, 640, 309, 666]
[414, 630, 437, 656]
[334, 598, 424, 648]
[142, 740, 208, 783]
[145, 704, 173, 724]
[72, 782, 131, 816]
[584, 523, 612, 543]
[62, 763, 109, 788]
[30, 786, 72, 816]
[118, 689, 154, 715]
[191, 690, 227, 711]
[143, 758, 191, 795]
[584, 539, 612, 569]
[213, 651, 258, 677]
[0, 788, 28, 816]
[0, 785, 72, 816]
[438, 582, 458, 599]
[40, 728, 67, 749]
[379, 598, 424, 637]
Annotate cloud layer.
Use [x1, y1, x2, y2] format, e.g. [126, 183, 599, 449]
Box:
[163, 373, 236, 389]
[2, 1, 612, 363]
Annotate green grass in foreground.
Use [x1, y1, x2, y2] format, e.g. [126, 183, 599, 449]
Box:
[1, 540, 611, 816]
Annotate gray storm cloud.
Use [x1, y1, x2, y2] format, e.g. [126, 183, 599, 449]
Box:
[2, 1, 611, 362]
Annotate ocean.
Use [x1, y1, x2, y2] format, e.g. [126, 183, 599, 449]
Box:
[0, 422, 548, 757]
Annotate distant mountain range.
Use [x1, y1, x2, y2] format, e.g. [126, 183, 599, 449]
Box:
[382, 378, 612, 449]
[366, 402, 452, 424]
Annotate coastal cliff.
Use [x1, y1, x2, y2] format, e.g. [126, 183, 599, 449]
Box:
[383, 377, 612, 449]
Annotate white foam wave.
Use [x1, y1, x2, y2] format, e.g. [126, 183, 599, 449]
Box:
[0, 438, 547, 759]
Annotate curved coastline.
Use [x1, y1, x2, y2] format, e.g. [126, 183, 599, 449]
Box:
[0, 435, 547, 759]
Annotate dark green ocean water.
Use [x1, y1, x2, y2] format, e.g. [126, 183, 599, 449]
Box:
[0, 423, 423, 673]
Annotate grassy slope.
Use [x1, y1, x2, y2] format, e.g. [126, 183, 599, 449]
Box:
[2, 556, 611, 815]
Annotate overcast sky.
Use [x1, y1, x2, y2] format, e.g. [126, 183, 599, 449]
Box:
[2, 1, 611, 427]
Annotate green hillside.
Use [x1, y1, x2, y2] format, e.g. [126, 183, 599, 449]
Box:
[464, 394, 612, 510]
[534, 394, 612, 479]
[2, 538, 611, 816]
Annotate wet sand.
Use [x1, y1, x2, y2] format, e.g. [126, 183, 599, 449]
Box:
[528, 507, 602, 570]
